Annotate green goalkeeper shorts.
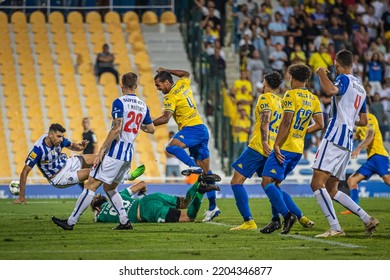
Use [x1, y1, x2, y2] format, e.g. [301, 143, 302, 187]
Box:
[139, 193, 179, 223]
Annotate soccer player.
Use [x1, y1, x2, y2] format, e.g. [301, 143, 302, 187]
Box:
[312, 49, 379, 237]
[341, 103, 390, 214]
[13, 123, 94, 205]
[230, 72, 315, 231]
[153, 67, 221, 222]
[52, 72, 155, 230]
[91, 180, 220, 224]
[261, 64, 324, 234]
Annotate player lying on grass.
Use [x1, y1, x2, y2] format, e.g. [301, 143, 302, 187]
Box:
[90, 177, 221, 224]
[13, 123, 146, 205]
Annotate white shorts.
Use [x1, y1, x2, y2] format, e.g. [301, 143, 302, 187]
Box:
[50, 156, 83, 188]
[312, 139, 350, 180]
[90, 155, 131, 185]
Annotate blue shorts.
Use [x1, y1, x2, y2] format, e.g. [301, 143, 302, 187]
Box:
[262, 150, 302, 181]
[174, 124, 210, 161]
[232, 147, 268, 178]
[356, 154, 390, 179]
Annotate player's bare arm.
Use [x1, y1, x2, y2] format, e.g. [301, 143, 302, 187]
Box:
[13, 164, 32, 205]
[306, 113, 324, 134]
[274, 111, 294, 163]
[153, 110, 172, 126]
[68, 140, 89, 151]
[141, 123, 155, 134]
[351, 128, 374, 158]
[95, 118, 122, 165]
[316, 67, 339, 96]
[156, 67, 190, 78]
[260, 110, 272, 156]
[355, 112, 368, 126]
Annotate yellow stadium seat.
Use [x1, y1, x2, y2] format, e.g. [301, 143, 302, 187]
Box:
[67, 11, 83, 25]
[123, 11, 139, 24]
[30, 11, 45, 24]
[0, 11, 8, 26]
[86, 11, 102, 24]
[128, 30, 144, 45]
[11, 11, 27, 25]
[131, 41, 146, 53]
[141, 11, 158, 25]
[126, 20, 141, 33]
[160, 11, 177, 25]
[106, 22, 122, 34]
[100, 72, 117, 86]
[104, 11, 120, 23]
[49, 11, 65, 25]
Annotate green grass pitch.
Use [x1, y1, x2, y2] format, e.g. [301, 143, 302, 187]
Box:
[1, 197, 389, 260]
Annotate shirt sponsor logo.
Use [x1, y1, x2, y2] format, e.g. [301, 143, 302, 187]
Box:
[28, 151, 37, 160]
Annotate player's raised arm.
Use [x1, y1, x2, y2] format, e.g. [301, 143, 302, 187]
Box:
[316, 67, 339, 96]
[156, 67, 190, 78]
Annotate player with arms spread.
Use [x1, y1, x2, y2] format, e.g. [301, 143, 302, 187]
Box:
[312, 49, 379, 237]
[13, 123, 94, 205]
[91, 180, 220, 224]
[261, 64, 324, 234]
[153, 67, 221, 222]
[342, 105, 390, 214]
[52, 72, 155, 230]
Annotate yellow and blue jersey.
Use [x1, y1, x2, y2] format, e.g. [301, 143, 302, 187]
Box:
[281, 88, 322, 154]
[163, 77, 203, 130]
[356, 113, 389, 159]
[248, 92, 283, 156]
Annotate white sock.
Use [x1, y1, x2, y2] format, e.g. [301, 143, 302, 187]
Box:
[68, 189, 95, 226]
[333, 191, 370, 224]
[314, 188, 341, 231]
[106, 189, 129, 225]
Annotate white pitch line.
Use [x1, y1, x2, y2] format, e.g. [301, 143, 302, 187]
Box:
[208, 221, 365, 248]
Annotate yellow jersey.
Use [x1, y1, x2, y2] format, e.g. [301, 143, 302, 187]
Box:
[248, 92, 283, 156]
[281, 88, 322, 154]
[308, 52, 333, 72]
[233, 116, 251, 143]
[355, 113, 389, 158]
[163, 77, 203, 130]
[234, 79, 253, 117]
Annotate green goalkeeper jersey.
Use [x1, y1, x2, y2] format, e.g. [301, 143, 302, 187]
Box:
[95, 188, 139, 223]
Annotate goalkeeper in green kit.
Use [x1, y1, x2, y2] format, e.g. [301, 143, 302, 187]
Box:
[91, 176, 220, 223]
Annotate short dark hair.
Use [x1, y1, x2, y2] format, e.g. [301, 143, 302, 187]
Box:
[49, 123, 66, 133]
[154, 71, 173, 84]
[90, 194, 108, 211]
[264, 72, 283, 89]
[336, 49, 353, 68]
[288, 64, 312, 83]
[122, 72, 138, 90]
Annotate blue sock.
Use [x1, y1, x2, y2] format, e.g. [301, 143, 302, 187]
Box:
[281, 190, 303, 218]
[350, 189, 359, 205]
[206, 170, 217, 210]
[166, 146, 197, 166]
[207, 190, 216, 210]
[271, 206, 280, 221]
[231, 184, 252, 221]
[263, 183, 289, 217]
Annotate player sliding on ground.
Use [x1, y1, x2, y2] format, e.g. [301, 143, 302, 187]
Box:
[153, 67, 221, 222]
[91, 178, 220, 224]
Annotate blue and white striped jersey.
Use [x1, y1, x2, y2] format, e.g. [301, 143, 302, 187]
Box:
[324, 74, 367, 151]
[108, 94, 152, 161]
[25, 134, 71, 179]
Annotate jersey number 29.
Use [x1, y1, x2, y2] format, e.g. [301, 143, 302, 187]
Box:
[124, 111, 143, 134]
